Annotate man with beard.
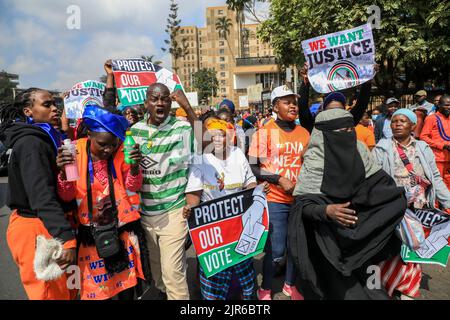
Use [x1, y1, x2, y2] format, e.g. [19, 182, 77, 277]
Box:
[374, 97, 399, 143]
[420, 95, 450, 189]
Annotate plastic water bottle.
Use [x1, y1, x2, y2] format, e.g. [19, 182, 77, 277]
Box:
[124, 131, 136, 165]
[63, 139, 79, 181]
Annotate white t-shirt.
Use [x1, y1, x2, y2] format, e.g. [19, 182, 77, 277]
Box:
[186, 146, 257, 202]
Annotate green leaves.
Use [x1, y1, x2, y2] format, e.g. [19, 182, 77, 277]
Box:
[257, 0, 450, 94]
[192, 69, 219, 103]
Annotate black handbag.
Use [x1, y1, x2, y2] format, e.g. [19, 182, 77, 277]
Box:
[86, 142, 121, 259]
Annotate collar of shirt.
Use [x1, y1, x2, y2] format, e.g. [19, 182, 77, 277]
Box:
[393, 136, 416, 150]
[144, 114, 172, 129]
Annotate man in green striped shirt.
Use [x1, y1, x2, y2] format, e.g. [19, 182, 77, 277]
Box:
[131, 83, 195, 300]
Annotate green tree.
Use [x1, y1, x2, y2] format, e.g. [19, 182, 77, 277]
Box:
[226, 0, 267, 24]
[161, 0, 189, 74]
[258, 0, 450, 95]
[0, 76, 18, 104]
[192, 68, 219, 104]
[215, 16, 235, 58]
[141, 55, 163, 66]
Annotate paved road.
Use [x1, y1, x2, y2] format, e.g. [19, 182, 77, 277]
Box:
[0, 181, 448, 300]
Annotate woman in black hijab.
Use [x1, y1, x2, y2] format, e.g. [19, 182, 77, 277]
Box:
[289, 108, 406, 300]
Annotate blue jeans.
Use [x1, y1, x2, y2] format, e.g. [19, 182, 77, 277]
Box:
[261, 202, 296, 290]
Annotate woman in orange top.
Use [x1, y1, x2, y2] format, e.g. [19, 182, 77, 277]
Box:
[355, 112, 376, 150]
[248, 85, 310, 300]
[57, 105, 151, 300]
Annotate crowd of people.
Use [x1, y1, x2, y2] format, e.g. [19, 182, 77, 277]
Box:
[0, 60, 449, 301]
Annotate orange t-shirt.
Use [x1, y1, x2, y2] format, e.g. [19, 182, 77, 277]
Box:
[355, 124, 376, 149]
[248, 121, 310, 204]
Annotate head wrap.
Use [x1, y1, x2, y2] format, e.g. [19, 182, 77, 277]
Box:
[323, 92, 346, 109]
[205, 118, 234, 132]
[293, 109, 381, 198]
[220, 99, 236, 114]
[392, 108, 417, 124]
[82, 104, 130, 141]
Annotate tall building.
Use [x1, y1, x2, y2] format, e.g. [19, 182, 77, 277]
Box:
[173, 5, 284, 109]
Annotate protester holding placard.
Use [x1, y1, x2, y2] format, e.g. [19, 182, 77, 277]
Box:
[130, 84, 196, 300]
[372, 109, 450, 299]
[248, 85, 310, 300]
[298, 63, 374, 134]
[0, 88, 77, 300]
[183, 118, 262, 300]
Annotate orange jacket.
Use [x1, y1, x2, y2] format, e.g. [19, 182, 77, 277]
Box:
[420, 112, 450, 163]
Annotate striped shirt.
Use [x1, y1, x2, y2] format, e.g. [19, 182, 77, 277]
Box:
[131, 115, 195, 216]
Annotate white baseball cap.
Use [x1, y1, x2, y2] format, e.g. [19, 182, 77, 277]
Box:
[271, 85, 299, 104]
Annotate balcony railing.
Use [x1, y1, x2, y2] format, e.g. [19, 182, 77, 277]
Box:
[235, 57, 277, 66]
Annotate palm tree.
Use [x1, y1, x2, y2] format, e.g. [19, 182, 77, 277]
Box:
[226, 0, 245, 58]
[215, 17, 235, 58]
[141, 55, 163, 66]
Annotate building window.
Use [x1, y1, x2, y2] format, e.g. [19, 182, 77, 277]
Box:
[218, 10, 224, 15]
[221, 80, 226, 85]
[219, 41, 225, 46]
[220, 64, 225, 70]
[219, 49, 225, 55]
[181, 29, 185, 34]
[221, 88, 226, 93]
[219, 57, 225, 62]
[220, 72, 226, 77]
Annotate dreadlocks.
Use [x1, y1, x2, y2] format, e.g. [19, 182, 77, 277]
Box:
[0, 88, 44, 141]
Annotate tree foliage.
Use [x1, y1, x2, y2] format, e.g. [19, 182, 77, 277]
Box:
[141, 55, 162, 66]
[161, 0, 188, 73]
[258, 0, 450, 95]
[0, 76, 18, 104]
[192, 68, 219, 103]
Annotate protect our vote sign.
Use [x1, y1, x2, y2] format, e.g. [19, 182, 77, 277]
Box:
[302, 23, 375, 93]
[401, 207, 450, 267]
[188, 185, 269, 278]
[64, 80, 106, 119]
[112, 58, 184, 107]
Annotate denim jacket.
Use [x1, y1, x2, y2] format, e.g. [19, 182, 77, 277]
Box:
[372, 138, 450, 209]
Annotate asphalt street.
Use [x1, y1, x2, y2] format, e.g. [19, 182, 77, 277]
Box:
[0, 179, 448, 300]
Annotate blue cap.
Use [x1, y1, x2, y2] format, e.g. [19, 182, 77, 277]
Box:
[220, 99, 235, 114]
[323, 92, 346, 109]
[82, 104, 130, 141]
[392, 108, 417, 124]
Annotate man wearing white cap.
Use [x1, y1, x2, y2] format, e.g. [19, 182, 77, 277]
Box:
[248, 85, 310, 300]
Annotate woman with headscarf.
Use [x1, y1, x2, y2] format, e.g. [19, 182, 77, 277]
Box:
[372, 109, 450, 299]
[183, 118, 263, 300]
[56, 105, 151, 300]
[289, 108, 406, 300]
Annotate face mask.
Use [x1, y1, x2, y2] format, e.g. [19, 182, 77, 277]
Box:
[372, 115, 379, 121]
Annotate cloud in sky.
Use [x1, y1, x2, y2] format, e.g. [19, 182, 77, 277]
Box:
[0, 0, 226, 91]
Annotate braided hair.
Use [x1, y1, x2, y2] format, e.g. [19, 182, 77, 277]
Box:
[0, 88, 44, 141]
[0, 88, 44, 124]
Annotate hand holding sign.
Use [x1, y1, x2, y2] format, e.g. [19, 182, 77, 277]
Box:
[236, 185, 267, 256]
[301, 24, 375, 93]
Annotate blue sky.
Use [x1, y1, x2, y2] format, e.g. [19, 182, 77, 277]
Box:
[0, 0, 244, 91]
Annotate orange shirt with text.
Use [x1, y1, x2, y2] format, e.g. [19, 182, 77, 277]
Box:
[249, 121, 310, 204]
